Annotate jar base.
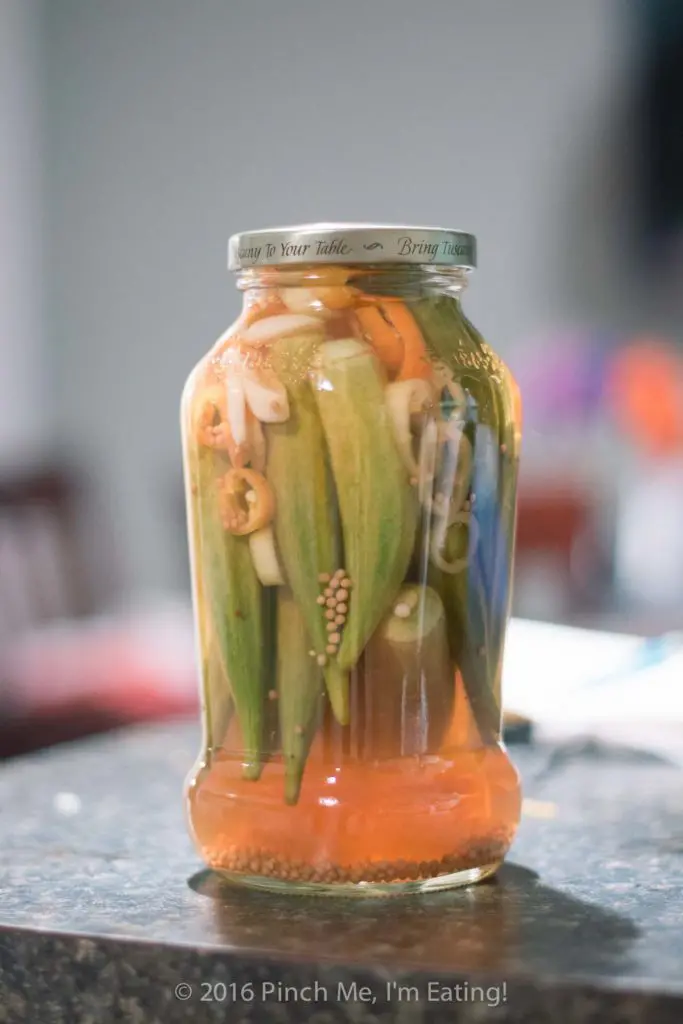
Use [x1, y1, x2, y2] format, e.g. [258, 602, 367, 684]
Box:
[212, 861, 501, 898]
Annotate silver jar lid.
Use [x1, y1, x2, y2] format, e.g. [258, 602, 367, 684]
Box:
[228, 223, 476, 271]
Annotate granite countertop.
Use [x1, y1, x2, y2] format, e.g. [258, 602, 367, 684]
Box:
[1, 721, 683, 1023]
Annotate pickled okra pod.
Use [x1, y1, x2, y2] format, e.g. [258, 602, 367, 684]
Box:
[276, 587, 326, 805]
[312, 338, 419, 675]
[201, 630, 236, 755]
[264, 330, 349, 725]
[185, 448, 235, 755]
[194, 445, 269, 778]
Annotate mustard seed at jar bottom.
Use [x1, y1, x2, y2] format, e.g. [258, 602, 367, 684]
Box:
[182, 224, 522, 895]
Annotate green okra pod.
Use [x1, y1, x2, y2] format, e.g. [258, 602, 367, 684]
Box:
[312, 339, 419, 674]
[265, 332, 348, 724]
[276, 587, 326, 805]
[195, 446, 267, 778]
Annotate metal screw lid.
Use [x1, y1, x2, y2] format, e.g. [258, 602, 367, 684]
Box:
[228, 222, 476, 271]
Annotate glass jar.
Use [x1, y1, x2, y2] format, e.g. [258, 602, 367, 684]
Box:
[182, 224, 522, 895]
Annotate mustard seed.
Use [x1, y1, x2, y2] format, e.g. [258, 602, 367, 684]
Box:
[210, 836, 509, 886]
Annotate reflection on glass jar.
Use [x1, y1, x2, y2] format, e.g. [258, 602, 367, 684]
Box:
[182, 225, 522, 895]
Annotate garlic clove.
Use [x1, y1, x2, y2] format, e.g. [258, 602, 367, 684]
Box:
[242, 368, 290, 423]
[280, 288, 333, 319]
[248, 526, 286, 586]
[243, 313, 322, 345]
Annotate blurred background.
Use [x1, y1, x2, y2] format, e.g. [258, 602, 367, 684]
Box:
[2, 0, 683, 754]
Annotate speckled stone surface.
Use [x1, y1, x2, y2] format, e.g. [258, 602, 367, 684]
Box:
[1, 722, 683, 1023]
